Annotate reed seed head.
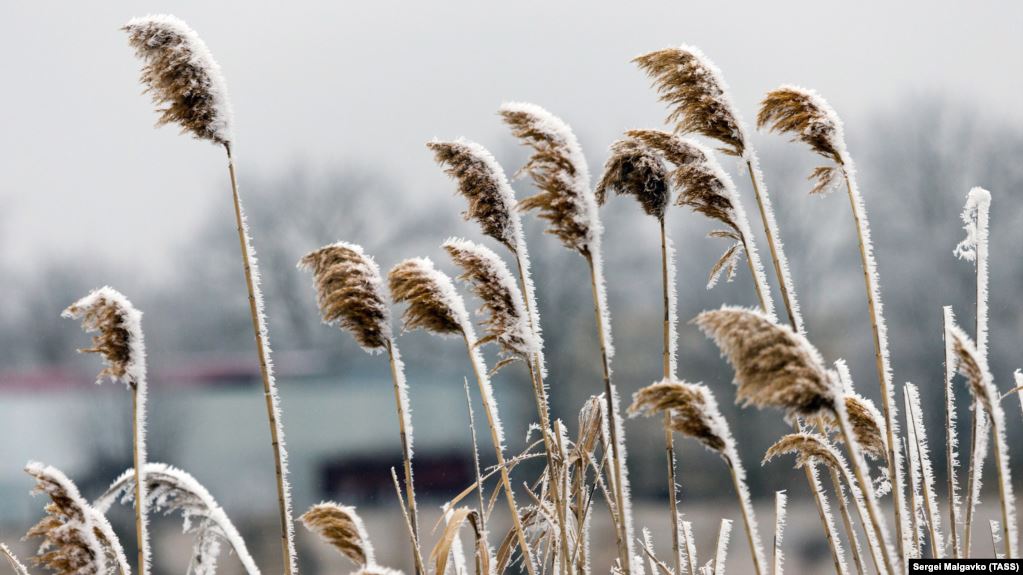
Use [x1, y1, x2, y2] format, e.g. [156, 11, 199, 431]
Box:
[388, 257, 468, 337]
[25, 463, 114, 575]
[444, 238, 537, 363]
[757, 86, 847, 195]
[633, 46, 746, 157]
[499, 102, 597, 255]
[573, 395, 604, 462]
[948, 323, 997, 415]
[299, 242, 392, 352]
[764, 433, 843, 472]
[300, 502, 375, 566]
[595, 136, 670, 220]
[62, 287, 145, 389]
[628, 379, 729, 453]
[824, 394, 887, 461]
[695, 306, 837, 417]
[124, 15, 233, 145]
[428, 139, 519, 251]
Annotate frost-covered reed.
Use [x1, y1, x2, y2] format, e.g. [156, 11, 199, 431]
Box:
[124, 14, 295, 574]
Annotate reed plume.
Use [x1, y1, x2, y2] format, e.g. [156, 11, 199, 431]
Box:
[298, 241, 422, 570]
[597, 132, 685, 573]
[634, 46, 803, 332]
[758, 86, 909, 564]
[429, 139, 568, 569]
[698, 306, 896, 573]
[300, 503, 376, 567]
[63, 287, 149, 575]
[389, 257, 537, 575]
[95, 463, 260, 575]
[954, 187, 993, 558]
[124, 15, 295, 573]
[25, 462, 131, 575]
[949, 322, 1016, 557]
[501, 101, 636, 574]
[628, 379, 766, 575]
[0, 545, 28, 575]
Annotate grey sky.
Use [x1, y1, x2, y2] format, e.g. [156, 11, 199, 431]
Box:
[3, 1, 1021, 281]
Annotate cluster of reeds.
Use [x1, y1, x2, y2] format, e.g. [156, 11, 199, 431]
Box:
[5, 16, 1022, 575]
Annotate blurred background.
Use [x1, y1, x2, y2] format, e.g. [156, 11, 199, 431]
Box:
[2, 1, 1023, 573]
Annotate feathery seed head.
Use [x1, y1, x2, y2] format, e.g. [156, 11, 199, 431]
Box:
[428, 139, 519, 250]
[837, 394, 887, 461]
[388, 257, 468, 337]
[948, 323, 996, 415]
[499, 102, 597, 255]
[300, 502, 374, 566]
[573, 395, 604, 461]
[299, 242, 392, 352]
[63, 287, 145, 389]
[124, 15, 232, 145]
[764, 433, 843, 471]
[695, 306, 837, 416]
[25, 463, 117, 575]
[443, 238, 536, 363]
[595, 136, 671, 220]
[633, 46, 746, 157]
[757, 86, 847, 195]
[628, 379, 729, 453]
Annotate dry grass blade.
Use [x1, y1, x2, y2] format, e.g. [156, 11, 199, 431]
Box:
[94, 463, 260, 575]
[388, 258, 467, 336]
[431, 507, 481, 575]
[123, 15, 232, 145]
[62, 287, 144, 387]
[444, 239, 537, 364]
[299, 242, 391, 351]
[0, 544, 29, 575]
[499, 102, 596, 255]
[595, 136, 671, 219]
[25, 462, 130, 575]
[628, 379, 727, 452]
[300, 502, 374, 566]
[632, 46, 745, 157]
[428, 139, 519, 251]
[694, 306, 836, 417]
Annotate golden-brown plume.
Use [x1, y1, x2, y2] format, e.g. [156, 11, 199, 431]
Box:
[299, 242, 392, 351]
[632, 46, 746, 157]
[388, 258, 468, 336]
[444, 239, 536, 366]
[24, 462, 130, 575]
[62, 287, 144, 389]
[427, 139, 519, 251]
[825, 394, 888, 461]
[123, 15, 232, 146]
[595, 136, 671, 220]
[300, 502, 375, 566]
[948, 325, 996, 415]
[764, 433, 843, 472]
[694, 306, 837, 416]
[757, 86, 846, 195]
[628, 379, 728, 453]
[499, 102, 596, 255]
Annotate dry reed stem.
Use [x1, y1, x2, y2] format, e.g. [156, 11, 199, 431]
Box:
[828, 468, 867, 575]
[943, 308, 962, 558]
[0, 545, 28, 575]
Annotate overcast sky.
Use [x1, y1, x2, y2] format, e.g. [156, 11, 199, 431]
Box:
[3, 1, 1022, 282]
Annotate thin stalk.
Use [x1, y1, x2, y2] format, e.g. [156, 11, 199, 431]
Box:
[964, 408, 983, 557]
[463, 334, 538, 575]
[131, 387, 146, 575]
[906, 391, 941, 557]
[989, 418, 1013, 558]
[723, 456, 765, 575]
[828, 469, 867, 575]
[464, 378, 487, 533]
[836, 413, 896, 575]
[842, 171, 905, 570]
[904, 437, 920, 556]
[791, 422, 846, 575]
[390, 468, 427, 575]
[583, 252, 631, 574]
[225, 145, 294, 575]
[513, 252, 571, 575]
[385, 339, 421, 573]
[943, 308, 961, 558]
[745, 162, 797, 331]
[659, 219, 683, 575]
[741, 236, 769, 313]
